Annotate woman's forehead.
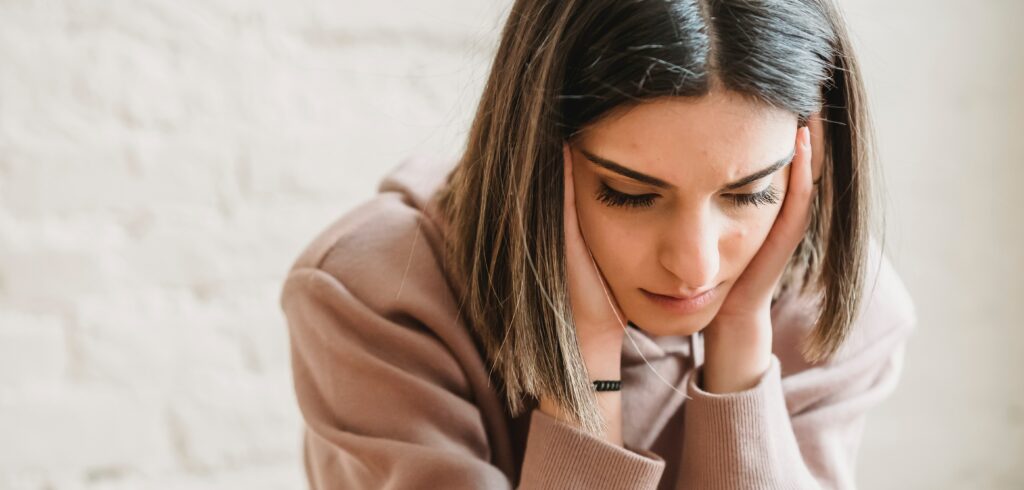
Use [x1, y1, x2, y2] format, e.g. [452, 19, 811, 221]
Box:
[576, 94, 797, 188]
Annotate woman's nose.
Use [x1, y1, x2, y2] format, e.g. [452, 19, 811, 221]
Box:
[657, 211, 721, 294]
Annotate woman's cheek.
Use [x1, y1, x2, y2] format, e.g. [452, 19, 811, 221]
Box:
[575, 201, 643, 284]
[575, 199, 618, 259]
[718, 204, 780, 274]
[740, 207, 784, 270]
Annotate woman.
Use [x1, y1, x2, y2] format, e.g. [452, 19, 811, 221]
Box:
[280, 0, 917, 488]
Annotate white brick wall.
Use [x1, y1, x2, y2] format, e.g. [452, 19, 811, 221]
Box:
[1, 1, 1021, 489]
[0, 1, 506, 488]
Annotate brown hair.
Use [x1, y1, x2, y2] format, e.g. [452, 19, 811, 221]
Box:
[437, 0, 875, 437]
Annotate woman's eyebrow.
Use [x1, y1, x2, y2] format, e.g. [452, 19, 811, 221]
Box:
[720, 146, 796, 191]
[580, 149, 675, 189]
[578, 146, 797, 191]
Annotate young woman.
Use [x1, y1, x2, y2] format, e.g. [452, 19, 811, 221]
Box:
[280, 0, 917, 488]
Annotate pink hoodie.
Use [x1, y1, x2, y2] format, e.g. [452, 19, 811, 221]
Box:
[279, 155, 917, 489]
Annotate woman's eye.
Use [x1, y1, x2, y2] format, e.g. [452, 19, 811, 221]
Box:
[727, 185, 782, 208]
[595, 182, 658, 209]
[595, 182, 783, 210]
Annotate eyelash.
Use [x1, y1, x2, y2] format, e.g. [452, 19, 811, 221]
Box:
[595, 182, 781, 209]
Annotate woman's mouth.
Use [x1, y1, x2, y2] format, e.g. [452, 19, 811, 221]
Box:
[640, 286, 717, 314]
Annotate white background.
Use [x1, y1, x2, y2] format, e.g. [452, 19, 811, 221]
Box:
[0, 1, 1020, 488]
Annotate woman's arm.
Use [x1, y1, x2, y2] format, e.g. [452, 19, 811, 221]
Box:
[677, 238, 917, 489]
[282, 220, 666, 489]
[537, 141, 631, 448]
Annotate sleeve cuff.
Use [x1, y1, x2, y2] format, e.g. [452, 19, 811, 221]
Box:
[679, 354, 818, 488]
[517, 407, 665, 489]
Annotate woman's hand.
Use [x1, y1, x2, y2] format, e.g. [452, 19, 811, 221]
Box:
[560, 142, 628, 363]
[537, 142, 627, 446]
[701, 124, 817, 394]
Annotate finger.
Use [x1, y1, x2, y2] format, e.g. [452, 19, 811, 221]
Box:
[768, 125, 814, 265]
[562, 144, 600, 275]
[563, 142, 591, 280]
[738, 126, 814, 294]
[563, 142, 627, 325]
[563, 142, 582, 249]
[808, 112, 825, 182]
[786, 126, 815, 231]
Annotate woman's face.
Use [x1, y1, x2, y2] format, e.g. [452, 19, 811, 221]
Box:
[568, 91, 798, 337]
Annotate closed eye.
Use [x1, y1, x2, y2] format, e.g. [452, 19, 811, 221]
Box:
[725, 185, 782, 208]
[596, 181, 783, 210]
[595, 182, 657, 209]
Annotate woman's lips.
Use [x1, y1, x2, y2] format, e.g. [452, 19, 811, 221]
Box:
[640, 286, 717, 314]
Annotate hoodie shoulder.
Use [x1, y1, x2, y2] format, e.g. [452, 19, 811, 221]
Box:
[286, 155, 456, 266]
[281, 156, 459, 317]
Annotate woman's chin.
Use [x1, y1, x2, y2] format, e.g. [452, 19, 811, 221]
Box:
[625, 308, 719, 337]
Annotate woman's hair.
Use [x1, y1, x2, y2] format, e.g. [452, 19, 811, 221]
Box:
[437, 0, 875, 437]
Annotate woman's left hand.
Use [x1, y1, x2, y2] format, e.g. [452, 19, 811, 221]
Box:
[700, 123, 817, 393]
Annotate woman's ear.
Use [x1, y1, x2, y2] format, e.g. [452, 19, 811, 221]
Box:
[807, 111, 825, 183]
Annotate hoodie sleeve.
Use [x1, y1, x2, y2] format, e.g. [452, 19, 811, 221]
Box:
[282, 266, 667, 490]
[676, 246, 917, 489]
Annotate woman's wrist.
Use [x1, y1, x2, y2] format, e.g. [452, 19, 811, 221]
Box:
[583, 334, 624, 446]
[701, 317, 773, 393]
[537, 330, 624, 446]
